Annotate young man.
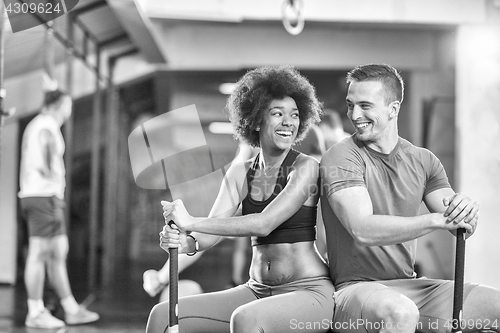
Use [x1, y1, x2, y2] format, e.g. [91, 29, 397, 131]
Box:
[320, 63, 500, 333]
[18, 87, 99, 329]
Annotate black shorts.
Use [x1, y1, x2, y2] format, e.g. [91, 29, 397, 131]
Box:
[20, 196, 67, 238]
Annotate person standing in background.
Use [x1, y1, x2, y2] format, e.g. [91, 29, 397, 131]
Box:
[143, 254, 204, 302]
[294, 120, 329, 260]
[319, 108, 351, 149]
[294, 123, 326, 161]
[18, 78, 100, 329]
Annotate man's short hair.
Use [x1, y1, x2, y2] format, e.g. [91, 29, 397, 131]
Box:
[346, 64, 404, 104]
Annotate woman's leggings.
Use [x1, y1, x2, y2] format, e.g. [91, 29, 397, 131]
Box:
[145, 276, 335, 333]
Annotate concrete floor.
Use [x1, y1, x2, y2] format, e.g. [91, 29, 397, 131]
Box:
[0, 261, 157, 333]
[0, 239, 239, 333]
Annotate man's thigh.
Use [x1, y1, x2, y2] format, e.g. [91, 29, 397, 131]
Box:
[379, 278, 479, 333]
[462, 285, 500, 333]
[332, 279, 480, 333]
[332, 282, 398, 333]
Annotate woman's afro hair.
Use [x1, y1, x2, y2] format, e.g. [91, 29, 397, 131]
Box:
[226, 65, 323, 147]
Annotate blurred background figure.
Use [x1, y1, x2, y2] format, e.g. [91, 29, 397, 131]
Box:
[18, 75, 99, 329]
[143, 255, 204, 303]
[294, 123, 326, 161]
[319, 109, 351, 149]
[293, 123, 329, 260]
[227, 142, 257, 287]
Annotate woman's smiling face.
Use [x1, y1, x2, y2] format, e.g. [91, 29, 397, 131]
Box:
[259, 96, 300, 151]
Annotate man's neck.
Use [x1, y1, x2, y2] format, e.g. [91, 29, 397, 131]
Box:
[365, 131, 399, 155]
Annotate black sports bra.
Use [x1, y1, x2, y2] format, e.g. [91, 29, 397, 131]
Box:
[242, 149, 317, 246]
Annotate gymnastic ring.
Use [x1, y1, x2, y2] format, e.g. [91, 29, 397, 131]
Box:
[281, 0, 304, 36]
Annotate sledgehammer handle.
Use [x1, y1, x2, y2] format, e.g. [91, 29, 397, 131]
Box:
[452, 229, 465, 333]
[168, 220, 179, 333]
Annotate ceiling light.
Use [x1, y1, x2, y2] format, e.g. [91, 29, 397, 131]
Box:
[208, 122, 233, 134]
[219, 83, 237, 95]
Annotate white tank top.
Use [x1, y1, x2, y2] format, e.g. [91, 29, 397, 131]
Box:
[18, 113, 66, 199]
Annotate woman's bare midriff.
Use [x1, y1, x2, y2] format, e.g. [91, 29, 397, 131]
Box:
[249, 241, 329, 285]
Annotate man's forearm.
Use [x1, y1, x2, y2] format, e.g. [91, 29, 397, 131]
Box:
[350, 213, 441, 246]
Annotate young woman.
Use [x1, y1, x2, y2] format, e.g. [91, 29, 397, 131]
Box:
[146, 65, 334, 333]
